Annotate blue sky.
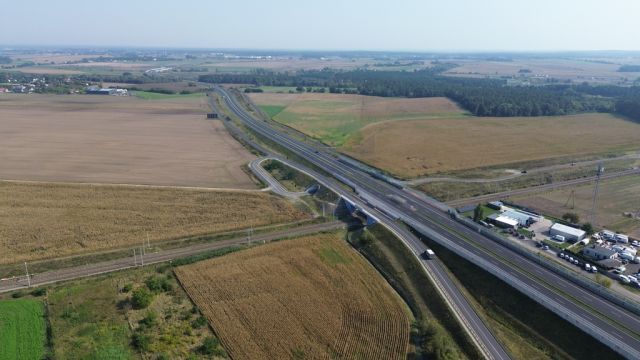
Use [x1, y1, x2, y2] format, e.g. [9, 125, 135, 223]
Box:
[3, 0, 638, 51]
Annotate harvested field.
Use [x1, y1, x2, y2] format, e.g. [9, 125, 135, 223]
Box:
[445, 58, 640, 84]
[175, 232, 411, 360]
[8, 67, 84, 75]
[345, 113, 640, 178]
[0, 94, 255, 188]
[249, 92, 464, 146]
[512, 175, 640, 238]
[0, 181, 309, 264]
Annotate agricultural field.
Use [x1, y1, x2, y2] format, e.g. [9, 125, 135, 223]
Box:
[0, 181, 309, 264]
[512, 175, 640, 238]
[175, 232, 411, 360]
[0, 299, 46, 360]
[0, 94, 255, 188]
[45, 264, 222, 360]
[249, 91, 640, 178]
[445, 58, 640, 85]
[102, 81, 211, 94]
[248, 91, 464, 147]
[346, 113, 640, 178]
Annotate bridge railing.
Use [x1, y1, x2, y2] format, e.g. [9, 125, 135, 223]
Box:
[453, 214, 640, 317]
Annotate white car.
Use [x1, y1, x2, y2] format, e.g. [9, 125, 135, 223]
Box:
[591, 266, 598, 273]
[559, 253, 565, 258]
[619, 275, 631, 284]
[573, 259, 579, 265]
[585, 264, 591, 271]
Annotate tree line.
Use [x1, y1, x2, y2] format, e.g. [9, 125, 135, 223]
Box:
[199, 68, 637, 117]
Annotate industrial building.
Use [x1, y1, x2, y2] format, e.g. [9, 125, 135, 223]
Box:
[501, 208, 541, 227]
[487, 213, 518, 229]
[85, 86, 128, 96]
[583, 246, 618, 261]
[549, 223, 586, 242]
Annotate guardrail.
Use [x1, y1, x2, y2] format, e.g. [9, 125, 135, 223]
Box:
[453, 215, 640, 317]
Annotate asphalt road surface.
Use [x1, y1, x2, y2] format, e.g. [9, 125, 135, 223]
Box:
[218, 86, 640, 359]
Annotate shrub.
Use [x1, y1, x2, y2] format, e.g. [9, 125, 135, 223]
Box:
[131, 288, 154, 309]
[11, 291, 24, 298]
[145, 276, 173, 293]
[131, 332, 151, 351]
[199, 337, 225, 356]
[31, 288, 47, 297]
[122, 283, 133, 293]
[191, 316, 208, 329]
[139, 311, 158, 328]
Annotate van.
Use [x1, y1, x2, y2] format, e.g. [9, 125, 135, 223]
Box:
[629, 275, 639, 284]
[554, 235, 566, 242]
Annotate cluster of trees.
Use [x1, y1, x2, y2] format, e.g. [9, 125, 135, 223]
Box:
[616, 97, 640, 122]
[200, 68, 630, 117]
[618, 65, 640, 72]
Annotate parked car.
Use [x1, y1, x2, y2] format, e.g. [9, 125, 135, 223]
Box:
[591, 266, 598, 273]
[559, 253, 565, 258]
[619, 275, 631, 284]
[585, 264, 591, 271]
[543, 245, 550, 250]
[573, 259, 580, 265]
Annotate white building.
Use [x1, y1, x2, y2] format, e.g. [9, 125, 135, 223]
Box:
[583, 246, 618, 261]
[549, 223, 586, 242]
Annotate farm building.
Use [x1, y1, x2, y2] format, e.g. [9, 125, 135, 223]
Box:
[582, 246, 618, 261]
[487, 213, 518, 229]
[549, 223, 586, 242]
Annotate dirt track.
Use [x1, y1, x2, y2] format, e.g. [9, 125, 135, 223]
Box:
[0, 94, 255, 188]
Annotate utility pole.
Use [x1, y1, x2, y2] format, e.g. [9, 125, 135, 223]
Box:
[140, 247, 144, 266]
[133, 249, 137, 266]
[590, 164, 604, 225]
[24, 262, 30, 288]
[146, 232, 151, 249]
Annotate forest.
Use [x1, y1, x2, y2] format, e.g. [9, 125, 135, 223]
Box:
[199, 69, 640, 119]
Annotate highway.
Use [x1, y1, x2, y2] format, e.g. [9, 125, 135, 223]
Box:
[217, 86, 640, 359]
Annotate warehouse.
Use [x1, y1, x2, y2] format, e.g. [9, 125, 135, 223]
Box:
[487, 213, 518, 229]
[549, 223, 586, 242]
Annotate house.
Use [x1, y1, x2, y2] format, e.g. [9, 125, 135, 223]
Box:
[582, 246, 618, 261]
[549, 223, 586, 242]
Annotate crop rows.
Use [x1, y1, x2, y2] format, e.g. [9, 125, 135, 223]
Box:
[175, 232, 410, 359]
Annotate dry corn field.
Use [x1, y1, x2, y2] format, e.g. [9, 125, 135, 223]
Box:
[0, 181, 309, 264]
[175, 232, 410, 360]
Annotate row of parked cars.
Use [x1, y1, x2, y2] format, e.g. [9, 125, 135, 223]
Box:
[558, 252, 598, 273]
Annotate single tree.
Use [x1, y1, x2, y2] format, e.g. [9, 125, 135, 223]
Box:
[473, 205, 485, 222]
[562, 212, 580, 224]
[581, 223, 595, 235]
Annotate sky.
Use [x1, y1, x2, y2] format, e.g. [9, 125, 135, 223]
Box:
[2, 0, 639, 52]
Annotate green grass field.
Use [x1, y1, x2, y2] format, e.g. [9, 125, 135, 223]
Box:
[133, 90, 204, 100]
[259, 104, 286, 117]
[249, 92, 464, 147]
[0, 300, 46, 360]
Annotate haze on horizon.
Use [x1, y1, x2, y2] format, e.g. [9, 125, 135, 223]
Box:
[2, 0, 639, 52]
